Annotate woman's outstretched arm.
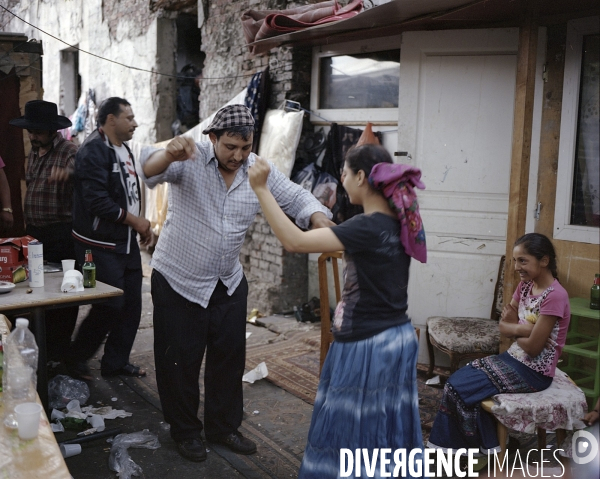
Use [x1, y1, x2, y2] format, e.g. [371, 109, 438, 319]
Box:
[250, 157, 344, 254]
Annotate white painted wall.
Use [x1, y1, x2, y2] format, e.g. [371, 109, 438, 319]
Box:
[4, 1, 175, 144]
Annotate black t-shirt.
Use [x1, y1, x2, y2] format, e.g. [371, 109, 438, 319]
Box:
[330, 212, 411, 342]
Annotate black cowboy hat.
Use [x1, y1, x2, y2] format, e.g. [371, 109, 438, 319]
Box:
[9, 100, 72, 130]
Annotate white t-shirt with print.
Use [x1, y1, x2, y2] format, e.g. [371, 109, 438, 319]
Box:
[114, 144, 140, 217]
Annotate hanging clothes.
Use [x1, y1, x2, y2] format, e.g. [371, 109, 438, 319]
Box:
[320, 123, 383, 224]
[244, 66, 270, 153]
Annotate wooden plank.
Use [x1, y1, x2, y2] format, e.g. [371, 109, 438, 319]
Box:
[535, 24, 565, 238]
[501, 13, 538, 353]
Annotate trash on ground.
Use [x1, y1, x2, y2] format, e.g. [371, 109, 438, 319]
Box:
[60, 443, 82, 458]
[242, 362, 268, 384]
[108, 429, 161, 479]
[58, 416, 87, 431]
[52, 401, 132, 433]
[51, 409, 66, 420]
[246, 308, 264, 324]
[51, 420, 65, 433]
[425, 375, 441, 386]
[66, 399, 83, 414]
[60, 427, 123, 443]
[246, 332, 252, 339]
[87, 414, 105, 431]
[85, 406, 132, 420]
[48, 375, 90, 409]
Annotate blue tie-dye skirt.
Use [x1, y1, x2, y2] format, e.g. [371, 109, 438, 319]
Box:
[298, 322, 423, 479]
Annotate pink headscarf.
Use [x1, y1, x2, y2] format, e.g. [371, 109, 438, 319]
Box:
[368, 163, 427, 263]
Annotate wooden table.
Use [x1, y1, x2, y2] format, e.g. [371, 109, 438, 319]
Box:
[0, 273, 123, 409]
[0, 391, 72, 478]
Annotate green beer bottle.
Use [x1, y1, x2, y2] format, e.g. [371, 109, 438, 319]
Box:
[590, 273, 600, 310]
[83, 249, 96, 288]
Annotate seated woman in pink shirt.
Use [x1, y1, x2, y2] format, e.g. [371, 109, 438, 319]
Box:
[428, 233, 571, 468]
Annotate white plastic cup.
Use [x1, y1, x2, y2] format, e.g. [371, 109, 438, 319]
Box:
[60, 443, 82, 458]
[61, 259, 76, 272]
[14, 402, 42, 440]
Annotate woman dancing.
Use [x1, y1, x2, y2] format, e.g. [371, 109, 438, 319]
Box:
[249, 144, 427, 478]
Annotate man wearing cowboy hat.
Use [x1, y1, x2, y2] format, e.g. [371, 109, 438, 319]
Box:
[140, 104, 334, 462]
[9, 100, 79, 364]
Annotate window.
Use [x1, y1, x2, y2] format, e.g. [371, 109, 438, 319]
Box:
[310, 36, 401, 123]
[59, 47, 80, 117]
[571, 34, 599, 227]
[319, 50, 400, 109]
[554, 17, 599, 244]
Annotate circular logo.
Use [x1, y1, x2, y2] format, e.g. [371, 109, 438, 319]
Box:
[572, 430, 599, 465]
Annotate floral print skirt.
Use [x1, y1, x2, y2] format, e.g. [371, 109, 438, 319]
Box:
[427, 352, 552, 454]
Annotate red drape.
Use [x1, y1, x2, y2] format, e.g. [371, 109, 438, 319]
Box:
[242, 0, 363, 53]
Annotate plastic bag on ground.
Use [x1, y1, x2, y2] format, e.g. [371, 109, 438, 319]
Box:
[48, 375, 90, 409]
[108, 429, 161, 479]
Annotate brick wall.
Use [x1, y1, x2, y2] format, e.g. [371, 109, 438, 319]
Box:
[201, 0, 317, 314]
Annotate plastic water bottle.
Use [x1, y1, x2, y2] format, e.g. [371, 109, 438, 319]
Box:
[2, 318, 38, 427]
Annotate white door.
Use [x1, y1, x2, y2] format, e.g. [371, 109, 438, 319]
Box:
[397, 29, 519, 365]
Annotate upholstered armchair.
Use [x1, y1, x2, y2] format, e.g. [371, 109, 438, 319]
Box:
[425, 256, 505, 377]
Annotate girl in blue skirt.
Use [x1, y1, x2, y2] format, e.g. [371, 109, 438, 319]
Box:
[249, 144, 427, 478]
[427, 233, 570, 464]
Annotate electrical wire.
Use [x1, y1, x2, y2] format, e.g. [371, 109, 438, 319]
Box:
[0, 4, 283, 82]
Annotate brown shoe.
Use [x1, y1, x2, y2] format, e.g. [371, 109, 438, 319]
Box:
[210, 432, 256, 455]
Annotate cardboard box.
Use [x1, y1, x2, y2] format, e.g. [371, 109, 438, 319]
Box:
[0, 236, 35, 283]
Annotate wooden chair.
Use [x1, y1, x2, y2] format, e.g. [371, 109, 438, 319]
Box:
[317, 252, 421, 375]
[318, 252, 343, 374]
[480, 370, 585, 465]
[425, 255, 505, 377]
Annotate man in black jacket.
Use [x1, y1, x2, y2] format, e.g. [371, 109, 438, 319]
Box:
[67, 97, 152, 380]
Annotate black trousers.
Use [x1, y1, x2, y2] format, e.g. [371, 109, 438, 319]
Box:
[67, 240, 142, 372]
[26, 222, 78, 362]
[152, 269, 248, 442]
